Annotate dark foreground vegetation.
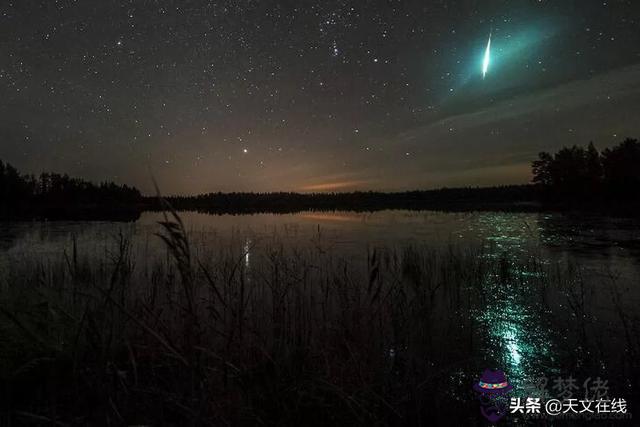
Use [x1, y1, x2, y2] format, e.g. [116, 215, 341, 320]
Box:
[0, 208, 637, 425]
[2, 137, 639, 220]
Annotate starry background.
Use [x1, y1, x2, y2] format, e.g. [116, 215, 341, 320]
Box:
[1, 0, 640, 194]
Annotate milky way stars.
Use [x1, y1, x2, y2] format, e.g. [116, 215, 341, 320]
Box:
[2, 1, 640, 194]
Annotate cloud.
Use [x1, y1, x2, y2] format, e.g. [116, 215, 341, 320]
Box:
[402, 63, 640, 143]
[359, 64, 640, 189]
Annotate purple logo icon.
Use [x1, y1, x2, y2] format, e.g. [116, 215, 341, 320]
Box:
[474, 369, 513, 423]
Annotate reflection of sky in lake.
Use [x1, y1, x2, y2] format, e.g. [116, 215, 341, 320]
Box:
[2, 210, 638, 264]
[2, 211, 639, 309]
[244, 238, 251, 268]
[473, 262, 557, 394]
[472, 213, 552, 389]
[1, 209, 638, 401]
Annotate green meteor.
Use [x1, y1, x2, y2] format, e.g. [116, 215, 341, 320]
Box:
[482, 31, 491, 79]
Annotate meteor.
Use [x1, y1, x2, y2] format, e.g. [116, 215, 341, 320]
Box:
[482, 31, 491, 79]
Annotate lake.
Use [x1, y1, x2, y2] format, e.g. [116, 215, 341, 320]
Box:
[3, 210, 640, 282]
[1, 209, 639, 423]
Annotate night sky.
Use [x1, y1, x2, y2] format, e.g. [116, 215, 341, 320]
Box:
[2, 1, 640, 194]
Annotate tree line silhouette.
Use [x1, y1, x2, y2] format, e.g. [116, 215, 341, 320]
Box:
[0, 160, 141, 219]
[159, 138, 640, 214]
[532, 137, 640, 199]
[1, 137, 639, 219]
[158, 186, 536, 215]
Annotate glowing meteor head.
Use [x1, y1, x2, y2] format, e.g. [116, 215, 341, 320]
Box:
[482, 32, 491, 79]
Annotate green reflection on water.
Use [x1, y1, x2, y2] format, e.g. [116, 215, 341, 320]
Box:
[474, 213, 557, 392]
[478, 302, 531, 383]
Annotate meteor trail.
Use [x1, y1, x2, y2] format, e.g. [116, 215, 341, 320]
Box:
[482, 31, 491, 79]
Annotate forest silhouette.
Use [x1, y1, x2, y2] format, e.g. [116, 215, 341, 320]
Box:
[0, 162, 141, 219]
[532, 137, 640, 199]
[1, 138, 639, 219]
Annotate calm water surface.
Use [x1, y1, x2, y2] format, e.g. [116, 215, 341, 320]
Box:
[1, 210, 639, 419]
[3, 210, 639, 277]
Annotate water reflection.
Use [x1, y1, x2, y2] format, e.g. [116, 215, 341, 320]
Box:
[475, 280, 555, 394]
[299, 212, 363, 223]
[0, 209, 637, 408]
[244, 238, 251, 269]
[472, 212, 557, 395]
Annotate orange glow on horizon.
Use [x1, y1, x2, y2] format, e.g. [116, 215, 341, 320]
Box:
[300, 180, 370, 192]
[299, 213, 361, 222]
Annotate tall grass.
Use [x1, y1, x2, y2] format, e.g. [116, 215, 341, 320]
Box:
[0, 210, 637, 425]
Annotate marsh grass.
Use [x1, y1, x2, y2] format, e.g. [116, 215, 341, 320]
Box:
[0, 210, 637, 426]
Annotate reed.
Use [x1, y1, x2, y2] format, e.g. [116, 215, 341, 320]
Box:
[0, 211, 636, 425]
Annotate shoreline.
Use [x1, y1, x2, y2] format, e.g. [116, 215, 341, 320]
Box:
[1, 200, 639, 221]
